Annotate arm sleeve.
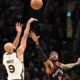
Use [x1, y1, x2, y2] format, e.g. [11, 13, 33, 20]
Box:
[35, 41, 48, 62]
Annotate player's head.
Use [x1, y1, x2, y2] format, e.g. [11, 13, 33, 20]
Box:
[4, 42, 16, 54]
[49, 51, 59, 61]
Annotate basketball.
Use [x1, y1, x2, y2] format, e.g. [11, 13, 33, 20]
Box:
[30, 0, 43, 10]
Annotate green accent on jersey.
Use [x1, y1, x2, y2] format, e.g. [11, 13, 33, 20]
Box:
[20, 71, 23, 80]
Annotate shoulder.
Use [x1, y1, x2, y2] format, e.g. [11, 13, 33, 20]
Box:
[56, 61, 63, 68]
[56, 61, 61, 65]
[3, 52, 7, 57]
[11, 52, 17, 58]
[47, 60, 54, 68]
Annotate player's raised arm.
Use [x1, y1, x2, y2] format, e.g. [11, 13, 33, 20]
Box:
[29, 31, 47, 62]
[29, 31, 54, 74]
[17, 18, 38, 61]
[61, 58, 80, 70]
[13, 22, 22, 49]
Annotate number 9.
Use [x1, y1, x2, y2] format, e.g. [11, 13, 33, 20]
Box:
[8, 65, 15, 73]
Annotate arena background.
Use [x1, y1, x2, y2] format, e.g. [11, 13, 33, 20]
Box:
[0, 0, 80, 80]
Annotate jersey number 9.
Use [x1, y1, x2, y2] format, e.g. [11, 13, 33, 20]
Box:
[8, 65, 15, 73]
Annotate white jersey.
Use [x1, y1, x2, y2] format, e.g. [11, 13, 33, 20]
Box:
[3, 52, 24, 80]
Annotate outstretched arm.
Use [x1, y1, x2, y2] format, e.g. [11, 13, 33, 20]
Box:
[61, 58, 80, 69]
[29, 31, 48, 62]
[29, 32, 54, 74]
[13, 23, 22, 49]
[17, 18, 37, 61]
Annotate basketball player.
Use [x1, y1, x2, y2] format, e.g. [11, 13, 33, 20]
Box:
[29, 31, 80, 80]
[3, 18, 38, 80]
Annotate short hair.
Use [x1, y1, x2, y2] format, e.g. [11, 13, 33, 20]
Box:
[49, 51, 58, 57]
[4, 42, 12, 50]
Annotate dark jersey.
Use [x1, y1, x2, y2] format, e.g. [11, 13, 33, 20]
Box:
[49, 61, 63, 80]
[35, 45, 63, 80]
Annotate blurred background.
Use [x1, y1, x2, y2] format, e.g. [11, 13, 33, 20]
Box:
[0, 0, 80, 80]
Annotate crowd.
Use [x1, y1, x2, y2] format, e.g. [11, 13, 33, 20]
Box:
[0, 0, 80, 80]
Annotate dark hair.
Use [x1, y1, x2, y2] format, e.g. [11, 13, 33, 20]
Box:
[49, 51, 58, 57]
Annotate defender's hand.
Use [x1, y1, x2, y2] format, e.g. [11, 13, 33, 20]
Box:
[29, 31, 40, 42]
